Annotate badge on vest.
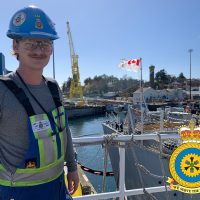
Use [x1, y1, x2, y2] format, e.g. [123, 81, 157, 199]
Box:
[25, 158, 37, 168]
[32, 119, 51, 132]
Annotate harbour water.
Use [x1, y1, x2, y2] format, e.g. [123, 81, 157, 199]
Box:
[68, 115, 116, 193]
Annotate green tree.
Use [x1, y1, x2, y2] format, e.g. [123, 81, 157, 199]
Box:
[155, 69, 169, 89]
[83, 74, 139, 97]
[84, 77, 92, 85]
[61, 77, 72, 95]
[177, 72, 186, 83]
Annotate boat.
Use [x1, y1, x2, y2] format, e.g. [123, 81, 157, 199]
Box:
[102, 104, 200, 200]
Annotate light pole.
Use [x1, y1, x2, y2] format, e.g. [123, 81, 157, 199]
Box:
[52, 45, 55, 79]
[188, 49, 193, 101]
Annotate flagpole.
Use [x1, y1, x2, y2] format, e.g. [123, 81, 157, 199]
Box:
[140, 58, 144, 134]
[140, 58, 143, 95]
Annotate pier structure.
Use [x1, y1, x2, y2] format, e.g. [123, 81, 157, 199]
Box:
[63, 97, 132, 119]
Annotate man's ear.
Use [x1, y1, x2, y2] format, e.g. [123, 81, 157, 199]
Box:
[13, 40, 19, 53]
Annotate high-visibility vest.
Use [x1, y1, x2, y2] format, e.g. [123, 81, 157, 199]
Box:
[0, 77, 68, 186]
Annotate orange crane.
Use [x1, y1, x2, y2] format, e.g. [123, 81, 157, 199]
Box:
[66, 21, 83, 100]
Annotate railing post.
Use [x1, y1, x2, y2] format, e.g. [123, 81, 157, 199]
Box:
[102, 146, 108, 192]
[160, 110, 164, 131]
[119, 146, 126, 200]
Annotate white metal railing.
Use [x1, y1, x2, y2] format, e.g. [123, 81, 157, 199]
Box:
[72, 132, 180, 200]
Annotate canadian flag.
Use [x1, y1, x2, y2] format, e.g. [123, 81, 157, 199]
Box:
[118, 58, 141, 72]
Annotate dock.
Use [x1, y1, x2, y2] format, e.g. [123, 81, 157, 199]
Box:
[64, 164, 96, 197]
[65, 105, 106, 119]
[77, 164, 96, 195]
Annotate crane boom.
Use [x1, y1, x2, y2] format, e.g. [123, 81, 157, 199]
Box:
[67, 22, 76, 63]
[66, 21, 83, 100]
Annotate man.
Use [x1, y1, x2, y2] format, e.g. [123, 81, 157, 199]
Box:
[0, 5, 79, 200]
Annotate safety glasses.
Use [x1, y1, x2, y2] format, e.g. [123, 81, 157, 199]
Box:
[18, 39, 53, 53]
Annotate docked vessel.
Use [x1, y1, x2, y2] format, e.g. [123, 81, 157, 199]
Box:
[102, 105, 200, 199]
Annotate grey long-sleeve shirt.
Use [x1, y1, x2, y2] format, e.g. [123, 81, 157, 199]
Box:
[0, 72, 77, 173]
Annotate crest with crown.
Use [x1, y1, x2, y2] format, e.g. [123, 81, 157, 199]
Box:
[179, 120, 200, 143]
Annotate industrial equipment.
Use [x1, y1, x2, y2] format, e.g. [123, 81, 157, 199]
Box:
[66, 22, 83, 100]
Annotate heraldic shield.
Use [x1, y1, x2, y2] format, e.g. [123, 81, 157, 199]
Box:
[168, 120, 200, 194]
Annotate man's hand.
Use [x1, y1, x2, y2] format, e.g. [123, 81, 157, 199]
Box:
[67, 170, 79, 194]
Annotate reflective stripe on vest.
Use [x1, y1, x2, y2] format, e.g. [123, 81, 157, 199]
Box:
[0, 156, 64, 186]
[0, 106, 67, 186]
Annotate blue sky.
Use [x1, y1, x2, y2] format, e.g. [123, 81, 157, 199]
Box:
[1, 0, 200, 86]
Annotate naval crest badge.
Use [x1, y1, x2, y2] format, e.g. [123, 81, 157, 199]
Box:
[13, 12, 26, 26]
[168, 120, 200, 194]
[35, 18, 43, 29]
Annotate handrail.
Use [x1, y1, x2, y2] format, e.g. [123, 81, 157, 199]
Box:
[73, 185, 170, 200]
[72, 131, 179, 146]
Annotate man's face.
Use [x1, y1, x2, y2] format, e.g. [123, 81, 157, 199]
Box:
[13, 37, 53, 71]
